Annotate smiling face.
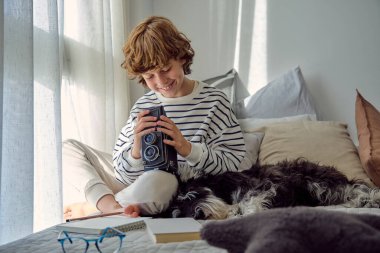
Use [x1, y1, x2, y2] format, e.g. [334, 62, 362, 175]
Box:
[142, 59, 194, 98]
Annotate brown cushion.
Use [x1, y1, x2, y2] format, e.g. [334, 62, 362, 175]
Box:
[355, 91, 380, 186]
[258, 121, 372, 186]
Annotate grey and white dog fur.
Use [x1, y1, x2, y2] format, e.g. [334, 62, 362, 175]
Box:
[161, 159, 380, 219]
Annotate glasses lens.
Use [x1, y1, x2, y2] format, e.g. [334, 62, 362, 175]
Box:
[62, 238, 88, 253]
[97, 236, 123, 253]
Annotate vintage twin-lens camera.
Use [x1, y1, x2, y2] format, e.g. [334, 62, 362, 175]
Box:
[141, 106, 178, 173]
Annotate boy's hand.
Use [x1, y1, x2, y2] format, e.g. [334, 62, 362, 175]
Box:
[131, 110, 157, 159]
[156, 115, 192, 157]
[123, 204, 140, 218]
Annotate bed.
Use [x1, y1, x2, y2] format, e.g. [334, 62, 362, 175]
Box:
[1, 207, 379, 253]
[2, 67, 380, 253]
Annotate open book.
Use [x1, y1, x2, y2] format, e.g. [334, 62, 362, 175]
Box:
[144, 218, 202, 243]
[56, 216, 150, 235]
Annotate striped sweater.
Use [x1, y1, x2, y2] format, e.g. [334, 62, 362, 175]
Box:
[113, 81, 246, 184]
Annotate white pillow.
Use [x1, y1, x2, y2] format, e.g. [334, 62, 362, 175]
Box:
[239, 132, 264, 170]
[203, 69, 250, 113]
[235, 66, 318, 119]
[239, 114, 317, 133]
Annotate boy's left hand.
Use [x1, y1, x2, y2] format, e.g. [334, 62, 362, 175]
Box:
[156, 115, 192, 157]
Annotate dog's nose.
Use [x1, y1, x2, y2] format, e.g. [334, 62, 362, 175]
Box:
[194, 208, 205, 219]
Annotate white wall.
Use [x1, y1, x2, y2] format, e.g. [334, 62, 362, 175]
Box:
[128, 0, 380, 142]
[265, 0, 380, 143]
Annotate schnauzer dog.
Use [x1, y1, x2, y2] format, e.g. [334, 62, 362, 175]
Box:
[163, 159, 380, 219]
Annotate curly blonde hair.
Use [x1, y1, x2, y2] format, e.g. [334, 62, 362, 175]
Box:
[121, 16, 195, 86]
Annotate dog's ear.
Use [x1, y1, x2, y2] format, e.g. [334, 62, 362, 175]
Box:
[177, 191, 198, 201]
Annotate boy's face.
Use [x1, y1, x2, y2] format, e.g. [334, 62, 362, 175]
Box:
[142, 59, 191, 98]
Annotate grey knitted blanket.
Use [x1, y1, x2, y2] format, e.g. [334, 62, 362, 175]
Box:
[201, 207, 380, 253]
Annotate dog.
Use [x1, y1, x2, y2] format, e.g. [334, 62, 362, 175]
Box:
[162, 159, 380, 219]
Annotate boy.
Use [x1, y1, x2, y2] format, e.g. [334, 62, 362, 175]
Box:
[64, 16, 247, 219]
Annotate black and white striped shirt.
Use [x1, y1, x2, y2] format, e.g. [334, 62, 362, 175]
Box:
[113, 81, 246, 184]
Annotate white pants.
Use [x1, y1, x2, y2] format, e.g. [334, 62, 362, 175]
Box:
[62, 139, 178, 215]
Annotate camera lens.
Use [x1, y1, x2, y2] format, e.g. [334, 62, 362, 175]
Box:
[143, 146, 159, 161]
[143, 133, 156, 144]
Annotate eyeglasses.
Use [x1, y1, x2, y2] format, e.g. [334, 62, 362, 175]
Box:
[57, 227, 126, 253]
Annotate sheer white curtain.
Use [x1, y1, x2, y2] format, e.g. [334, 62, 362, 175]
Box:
[61, 0, 131, 155]
[0, 0, 63, 245]
[1, 0, 131, 245]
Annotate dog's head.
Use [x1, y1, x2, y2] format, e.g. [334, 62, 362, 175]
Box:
[167, 185, 230, 219]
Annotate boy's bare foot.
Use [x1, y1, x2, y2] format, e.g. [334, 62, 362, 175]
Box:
[63, 196, 140, 220]
[63, 202, 98, 220]
[96, 194, 123, 213]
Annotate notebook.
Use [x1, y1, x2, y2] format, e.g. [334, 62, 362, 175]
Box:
[56, 216, 150, 235]
[144, 218, 202, 243]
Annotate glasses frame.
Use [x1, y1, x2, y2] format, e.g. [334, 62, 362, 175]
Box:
[57, 227, 126, 253]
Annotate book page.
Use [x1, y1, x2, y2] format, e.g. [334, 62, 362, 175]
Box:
[57, 216, 150, 234]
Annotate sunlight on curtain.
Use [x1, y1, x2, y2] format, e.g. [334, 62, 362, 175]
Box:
[61, 0, 131, 206]
[233, 0, 243, 72]
[231, 0, 267, 93]
[61, 0, 130, 156]
[248, 0, 268, 94]
[233, 0, 268, 94]
[0, 0, 62, 245]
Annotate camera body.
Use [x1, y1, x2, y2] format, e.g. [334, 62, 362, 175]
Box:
[141, 106, 178, 173]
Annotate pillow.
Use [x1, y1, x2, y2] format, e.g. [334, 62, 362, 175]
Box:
[239, 132, 264, 170]
[238, 114, 316, 133]
[237, 114, 315, 170]
[355, 90, 380, 186]
[235, 66, 318, 119]
[258, 121, 372, 185]
[203, 69, 250, 113]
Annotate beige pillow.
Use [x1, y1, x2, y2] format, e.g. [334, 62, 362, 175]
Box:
[355, 91, 380, 186]
[258, 121, 372, 186]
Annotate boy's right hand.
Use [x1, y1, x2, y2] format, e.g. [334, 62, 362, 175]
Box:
[131, 110, 157, 159]
[123, 204, 140, 218]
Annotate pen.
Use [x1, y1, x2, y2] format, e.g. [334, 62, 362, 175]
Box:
[65, 211, 124, 222]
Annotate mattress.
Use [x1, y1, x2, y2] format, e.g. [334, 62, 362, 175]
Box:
[1, 207, 380, 253]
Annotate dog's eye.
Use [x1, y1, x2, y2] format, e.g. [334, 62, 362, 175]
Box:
[172, 208, 181, 218]
[194, 207, 205, 219]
